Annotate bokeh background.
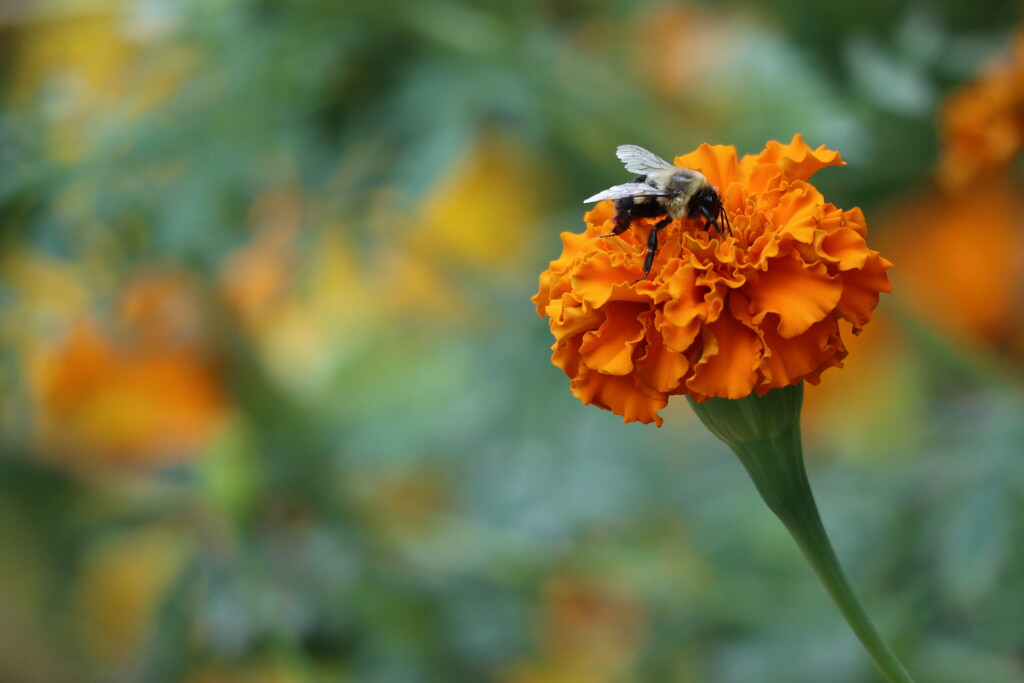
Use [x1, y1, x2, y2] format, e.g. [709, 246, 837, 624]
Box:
[1, 1, 1023, 681]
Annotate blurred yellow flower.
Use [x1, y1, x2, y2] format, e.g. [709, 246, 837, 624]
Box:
[9, 2, 133, 103]
[220, 182, 474, 395]
[415, 134, 547, 270]
[76, 525, 189, 672]
[221, 223, 374, 393]
[9, 0, 195, 161]
[0, 247, 94, 334]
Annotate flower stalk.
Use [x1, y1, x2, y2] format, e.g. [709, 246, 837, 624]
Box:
[688, 384, 915, 683]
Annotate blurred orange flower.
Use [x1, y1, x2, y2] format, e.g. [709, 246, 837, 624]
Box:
[533, 136, 892, 425]
[30, 273, 228, 467]
[220, 188, 302, 332]
[630, 5, 736, 98]
[880, 180, 1024, 358]
[938, 33, 1024, 188]
[507, 573, 646, 683]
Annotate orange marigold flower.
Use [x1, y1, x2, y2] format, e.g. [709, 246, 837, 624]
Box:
[938, 33, 1024, 189]
[532, 135, 892, 426]
[28, 273, 229, 468]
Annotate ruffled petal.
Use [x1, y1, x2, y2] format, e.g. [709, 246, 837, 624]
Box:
[674, 143, 743, 189]
[686, 315, 760, 399]
[573, 250, 651, 307]
[771, 183, 825, 243]
[584, 202, 619, 230]
[636, 312, 690, 393]
[570, 365, 668, 426]
[835, 251, 893, 331]
[743, 252, 843, 338]
[757, 317, 845, 390]
[532, 230, 593, 313]
[547, 293, 604, 343]
[752, 133, 844, 183]
[818, 225, 870, 271]
[551, 335, 583, 379]
[658, 264, 708, 351]
[579, 302, 647, 375]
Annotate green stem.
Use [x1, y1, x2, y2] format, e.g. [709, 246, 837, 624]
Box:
[689, 385, 914, 682]
[733, 430, 914, 682]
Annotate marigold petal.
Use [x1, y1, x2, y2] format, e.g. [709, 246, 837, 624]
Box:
[744, 160, 785, 196]
[585, 202, 618, 228]
[686, 315, 760, 400]
[758, 317, 845, 390]
[653, 308, 696, 355]
[773, 184, 824, 243]
[551, 336, 583, 379]
[817, 205, 868, 240]
[555, 229, 593, 264]
[532, 230, 593, 313]
[636, 313, 689, 393]
[578, 302, 647, 375]
[674, 143, 742, 188]
[744, 253, 842, 338]
[745, 232, 782, 265]
[532, 272, 558, 315]
[573, 250, 651, 308]
[835, 251, 893, 331]
[818, 226, 870, 271]
[658, 265, 708, 351]
[571, 365, 667, 426]
[752, 134, 844, 183]
[842, 207, 868, 237]
[547, 293, 604, 343]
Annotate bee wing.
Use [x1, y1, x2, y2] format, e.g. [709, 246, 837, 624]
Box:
[583, 182, 670, 204]
[616, 144, 677, 174]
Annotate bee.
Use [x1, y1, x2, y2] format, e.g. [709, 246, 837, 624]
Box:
[584, 144, 731, 281]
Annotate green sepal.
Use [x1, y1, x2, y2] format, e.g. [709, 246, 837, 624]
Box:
[687, 383, 803, 450]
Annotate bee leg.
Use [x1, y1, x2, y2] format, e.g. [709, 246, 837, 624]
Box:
[601, 195, 647, 238]
[599, 211, 633, 238]
[699, 206, 721, 235]
[710, 205, 729, 234]
[598, 204, 634, 239]
[716, 204, 733, 234]
[633, 216, 672, 283]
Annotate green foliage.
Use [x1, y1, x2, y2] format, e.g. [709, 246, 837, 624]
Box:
[1, 1, 1022, 681]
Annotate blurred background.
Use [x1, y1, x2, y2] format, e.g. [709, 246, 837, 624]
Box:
[1, 0, 1023, 681]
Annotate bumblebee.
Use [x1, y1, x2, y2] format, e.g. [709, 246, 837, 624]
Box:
[584, 144, 730, 281]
